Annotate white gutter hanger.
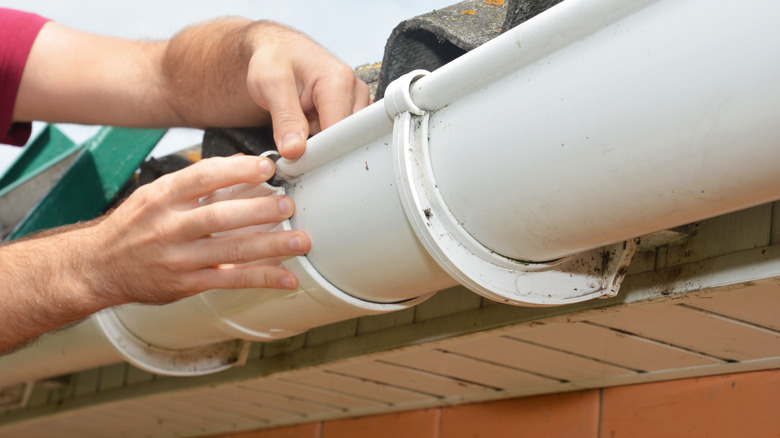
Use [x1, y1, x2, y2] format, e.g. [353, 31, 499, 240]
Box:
[2, 0, 780, 386]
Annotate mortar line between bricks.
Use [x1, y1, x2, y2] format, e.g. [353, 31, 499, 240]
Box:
[435, 407, 443, 438]
[597, 388, 604, 438]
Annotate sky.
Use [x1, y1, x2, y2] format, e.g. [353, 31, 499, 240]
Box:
[0, 0, 455, 171]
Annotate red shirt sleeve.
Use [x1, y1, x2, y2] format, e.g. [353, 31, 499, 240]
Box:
[0, 8, 49, 146]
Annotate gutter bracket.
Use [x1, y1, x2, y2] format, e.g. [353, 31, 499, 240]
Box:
[387, 72, 636, 306]
[384, 70, 430, 118]
[94, 308, 248, 376]
[0, 381, 33, 412]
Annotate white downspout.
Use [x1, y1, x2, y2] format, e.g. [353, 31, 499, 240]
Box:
[1, 0, 779, 388]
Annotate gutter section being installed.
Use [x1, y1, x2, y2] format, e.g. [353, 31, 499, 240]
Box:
[2, 0, 780, 388]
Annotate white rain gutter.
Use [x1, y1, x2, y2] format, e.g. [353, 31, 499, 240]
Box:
[2, 0, 780, 388]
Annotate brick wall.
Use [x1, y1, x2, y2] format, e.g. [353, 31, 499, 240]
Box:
[211, 369, 780, 438]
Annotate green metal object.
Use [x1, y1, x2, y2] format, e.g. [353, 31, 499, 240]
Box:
[0, 126, 84, 239]
[0, 125, 78, 195]
[8, 127, 166, 240]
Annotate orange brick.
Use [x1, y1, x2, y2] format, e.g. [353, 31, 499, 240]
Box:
[217, 422, 321, 438]
[601, 369, 780, 438]
[322, 409, 441, 438]
[440, 390, 600, 438]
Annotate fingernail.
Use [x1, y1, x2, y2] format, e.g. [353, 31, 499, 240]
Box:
[259, 158, 274, 177]
[289, 235, 303, 252]
[278, 197, 293, 215]
[281, 133, 301, 154]
[280, 276, 295, 289]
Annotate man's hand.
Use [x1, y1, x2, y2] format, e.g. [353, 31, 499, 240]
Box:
[91, 155, 310, 304]
[15, 19, 371, 160]
[161, 19, 371, 159]
[0, 155, 310, 351]
[241, 21, 371, 159]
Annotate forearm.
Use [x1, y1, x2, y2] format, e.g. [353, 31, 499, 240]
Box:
[14, 16, 368, 158]
[14, 22, 175, 128]
[15, 18, 290, 129]
[0, 221, 111, 352]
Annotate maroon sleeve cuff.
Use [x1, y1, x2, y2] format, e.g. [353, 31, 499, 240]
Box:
[0, 8, 49, 146]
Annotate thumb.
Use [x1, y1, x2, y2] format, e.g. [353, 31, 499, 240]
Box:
[248, 65, 309, 160]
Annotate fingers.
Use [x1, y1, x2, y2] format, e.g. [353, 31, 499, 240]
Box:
[244, 22, 372, 160]
[179, 195, 294, 239]
[163, 155, 276, 201]
[247, 59, 309, 160]
[311, 66, 370, 132]
[161, 229, 308, 294]
[193, 263, 300, 291]
[354, 80, 372, 113]
[306, 64, 371, 137]
[270, 70, 369, 157]
[188, 229, 310, 269]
